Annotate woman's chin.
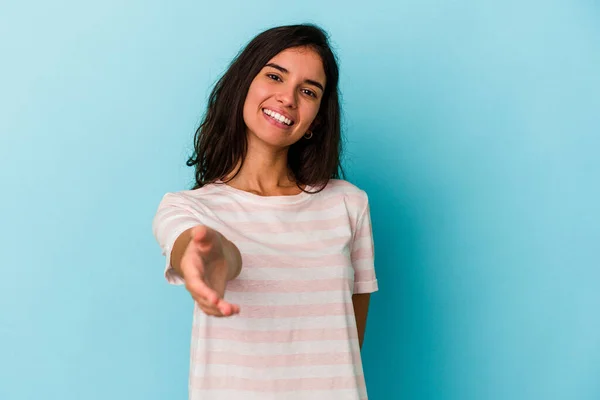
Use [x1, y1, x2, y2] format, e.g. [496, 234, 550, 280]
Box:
[247, 130, 299, 149]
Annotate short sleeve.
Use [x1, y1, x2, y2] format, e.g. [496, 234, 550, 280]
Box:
[152, 192, 204, 285]
[351, 199, 378, 294]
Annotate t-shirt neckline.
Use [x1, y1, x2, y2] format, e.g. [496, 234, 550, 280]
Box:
[213, 180, 315, 204]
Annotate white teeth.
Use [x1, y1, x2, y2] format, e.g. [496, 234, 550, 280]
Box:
[263, 109, 292, 126]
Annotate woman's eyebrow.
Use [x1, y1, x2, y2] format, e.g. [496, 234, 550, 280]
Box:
[265, 63, 325, 92]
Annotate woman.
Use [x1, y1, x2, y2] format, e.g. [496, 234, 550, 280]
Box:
[152, 23, 378, 400]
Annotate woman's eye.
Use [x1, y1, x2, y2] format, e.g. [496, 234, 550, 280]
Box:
[267, 74, 282, 82]
[302, 89, 317, 98]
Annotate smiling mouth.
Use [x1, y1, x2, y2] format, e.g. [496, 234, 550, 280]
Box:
[262, 108, 294, 126]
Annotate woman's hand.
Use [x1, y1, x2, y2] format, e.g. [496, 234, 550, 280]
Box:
[180, 225, 241, 317]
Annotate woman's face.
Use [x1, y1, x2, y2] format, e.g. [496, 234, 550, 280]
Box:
[243, 46, 326, 148]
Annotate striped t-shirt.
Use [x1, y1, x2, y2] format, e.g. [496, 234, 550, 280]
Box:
[152, 179, 378, 400]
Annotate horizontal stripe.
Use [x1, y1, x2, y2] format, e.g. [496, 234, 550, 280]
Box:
[226, 233, 351, 255]
[233, 302, 353, 319]
[237, 243, 350, 257]
[227, 224, 351, 244]
[192, 363, 363, 381]
[351, 247, 372, 261]
[196, 350, 360, 368]
[188, 388, 368, 400]
[224, 290, 351, 306]
[352, 236, 373, 249]
[351, 258, 375, 270]
[190, 338, 358, 355]
[227, 278, 352, 293]
[194, 326, 357, 343]
[194, 315, 356, 331]
[224, 214, 351, 237]
[154, 204, 199, 221]
[152, 212, 199, 246]
[235, 266, 353, 281]
[241, 253, 351, 268]
[191, 374, 365, 392]
[197, 205, 351, 223]
[354, 270, 376, 282]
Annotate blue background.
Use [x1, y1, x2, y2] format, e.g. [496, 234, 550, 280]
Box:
[1, 1, 599, 399]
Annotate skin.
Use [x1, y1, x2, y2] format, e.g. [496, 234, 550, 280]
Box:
[170, 46, 371, 347]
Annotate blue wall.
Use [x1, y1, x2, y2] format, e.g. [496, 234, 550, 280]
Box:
[1, 1, 599, 399]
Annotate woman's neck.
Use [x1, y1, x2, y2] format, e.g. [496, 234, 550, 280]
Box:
[223, 147, 302, 196]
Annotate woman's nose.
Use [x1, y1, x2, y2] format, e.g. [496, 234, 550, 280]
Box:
[276, 85, 298, 108]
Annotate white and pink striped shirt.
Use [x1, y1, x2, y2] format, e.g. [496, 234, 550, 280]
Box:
[152, 179, 378, 400]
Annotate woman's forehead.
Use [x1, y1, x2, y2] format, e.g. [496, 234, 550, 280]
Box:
[266, 47, 326, 85]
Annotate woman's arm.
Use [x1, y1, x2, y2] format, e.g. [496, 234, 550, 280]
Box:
[352, 293, 371, 349]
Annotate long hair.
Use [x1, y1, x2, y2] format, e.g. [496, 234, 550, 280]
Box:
[186, 24, 344, 190]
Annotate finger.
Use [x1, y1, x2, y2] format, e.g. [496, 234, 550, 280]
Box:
[196, 295, 238, 317]
[217, 300, 232, 316]
[216, 299, 240, 316]
[199, 305, 224, 317]
[191, 225, 209, 242]
[196, 299, 223, 317]
[191, 225, 215, 249]
[195, 296, 223, 316]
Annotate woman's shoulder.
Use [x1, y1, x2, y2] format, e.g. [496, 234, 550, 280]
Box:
[316, 179, 370, 210]
[319, 179, 368, 198]
[158, 183, 225, 206]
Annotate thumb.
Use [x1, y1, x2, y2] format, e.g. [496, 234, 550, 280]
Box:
[191, 225, 215, 247]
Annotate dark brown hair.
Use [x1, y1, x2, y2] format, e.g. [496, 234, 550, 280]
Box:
[186, 23, 345, 190]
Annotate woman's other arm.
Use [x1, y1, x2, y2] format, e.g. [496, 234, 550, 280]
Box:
[353, 293, 371, 350]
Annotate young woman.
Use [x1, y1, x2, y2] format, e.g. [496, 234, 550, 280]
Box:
[152, 24, 378, 400]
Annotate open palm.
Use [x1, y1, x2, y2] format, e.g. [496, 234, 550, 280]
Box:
[180, 225, 240, 317]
